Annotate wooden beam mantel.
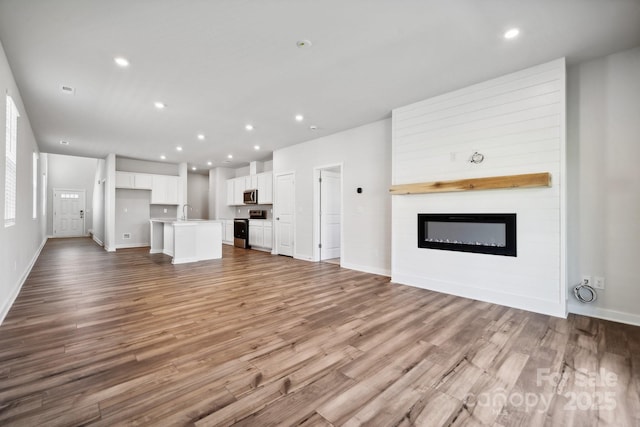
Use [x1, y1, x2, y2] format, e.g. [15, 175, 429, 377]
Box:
[389, 172, 551, 195]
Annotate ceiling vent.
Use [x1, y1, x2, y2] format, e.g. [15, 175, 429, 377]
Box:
[60, 85, 75, 95]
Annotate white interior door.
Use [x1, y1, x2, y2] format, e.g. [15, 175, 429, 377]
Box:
[320, 170, 341, 260]
[53, 189, 85, 237]
[275, 173, 294, 256]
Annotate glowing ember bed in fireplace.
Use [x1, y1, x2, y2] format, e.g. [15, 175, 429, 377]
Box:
[417, 213, 517, 257]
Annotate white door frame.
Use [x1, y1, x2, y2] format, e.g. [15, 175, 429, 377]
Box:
[53, 187, 86, 237]
[312, 163, 343, 262]
[273, 171, 295, 256]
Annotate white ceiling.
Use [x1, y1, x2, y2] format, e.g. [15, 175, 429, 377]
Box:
[0, 1, 639, 171]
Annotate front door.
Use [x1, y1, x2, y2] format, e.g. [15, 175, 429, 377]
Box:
[275, 173, 294, 256]
[53, 189, 85, 237]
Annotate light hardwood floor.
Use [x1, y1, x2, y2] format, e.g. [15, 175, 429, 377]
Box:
[0, 238, 638, 426]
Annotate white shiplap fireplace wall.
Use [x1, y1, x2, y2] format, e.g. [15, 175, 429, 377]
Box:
[391, 59, 567, 317]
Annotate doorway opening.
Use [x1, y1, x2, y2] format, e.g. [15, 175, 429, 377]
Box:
[313, 165, 342, 264]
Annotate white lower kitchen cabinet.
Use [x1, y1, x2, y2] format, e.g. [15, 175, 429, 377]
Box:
[263, 222, 272, 249]
[249, 220, 272, 250]
[223, 220, 234, 245]
[149, 219, 222, 264]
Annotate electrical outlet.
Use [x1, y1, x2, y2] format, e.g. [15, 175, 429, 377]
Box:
[123, 233, 131, 239]
[594, 276, 605, 289]
[164, 208, 167, 213]
[582, 275, 592, 287]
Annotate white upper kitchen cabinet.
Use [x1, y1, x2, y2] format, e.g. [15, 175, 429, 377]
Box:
[134, 173, 153, 189]
[234, 177, 245, 205]
[226, 171, 273, 206]
[151, 175, 179, 205]
[115, 171, 134, 188]
[226, 179, 235, 206]
[257, 171, 273, 204]
[116, 171, 154, 190]
[249, 174, 258, 190]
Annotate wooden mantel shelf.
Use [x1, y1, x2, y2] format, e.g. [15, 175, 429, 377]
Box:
[389, 172, 551, 195]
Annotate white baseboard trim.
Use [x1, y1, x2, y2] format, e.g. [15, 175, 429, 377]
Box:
[392, 273, 567, 318]
[290, 253, 391, 277]
[115, 242, 150, 249]
[0, 237, 48, 326]
[92, 235, 104, 247]
[341, 261, 391, 277]
[568, 303, 640, 327]
[294, 252, 314, 262]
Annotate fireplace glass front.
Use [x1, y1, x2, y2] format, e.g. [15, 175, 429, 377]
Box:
[417, 213, 516, 256]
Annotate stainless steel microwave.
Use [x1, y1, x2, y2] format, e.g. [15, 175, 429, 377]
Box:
[243, 189, 258, 204]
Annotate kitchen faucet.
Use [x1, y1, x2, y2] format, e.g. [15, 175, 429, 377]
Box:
[182, 204, 191, 220]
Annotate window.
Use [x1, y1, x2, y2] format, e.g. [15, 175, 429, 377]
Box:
[4, 95, 19, 227]
[33, 152, 38, 219]
[42, 173, 47, 217]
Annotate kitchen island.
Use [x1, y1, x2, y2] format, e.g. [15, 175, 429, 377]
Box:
[149, 219, 222, 264]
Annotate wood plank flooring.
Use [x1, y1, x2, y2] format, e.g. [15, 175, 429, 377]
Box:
[0, 237, 639, 426]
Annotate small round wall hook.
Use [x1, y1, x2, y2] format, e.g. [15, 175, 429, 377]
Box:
[469, 152, 484, 164]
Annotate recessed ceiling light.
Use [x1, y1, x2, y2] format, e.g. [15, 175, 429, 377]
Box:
[295, 114, 304, 122]
[309, 125, 318, 131]
[254, 145, 260, 150]
[227, 154, 233, 159]
[176, 146, 182, 151]
[192, 166, 197, 171]
[114, 57, 129, 67]
[245, 124, 254, 131]
[160, 155, 166, 160]
[296, 40, 312, 48]
[504, 28, 520, 40]
[197, 134, 205, 140]
[207, 161, 212, 166]
[154, 102, 166, 109]
[59, 140, 70, 145]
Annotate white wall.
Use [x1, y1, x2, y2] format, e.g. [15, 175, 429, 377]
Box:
[209, 167, 236, 220]
[116, 157, 179, 175]
[115, 189, 151, 247]
[567, 46, 640, 325]
[187, 172, 208, 219]
[92, 158, 106, 245]
[105, 156, 186, 251]
[46, 153, 98, 236]
[391, 59, 567, 318]
[104, 153, 116, 251]
[273, 119, 392, 276]
[0, 39, 47, 324]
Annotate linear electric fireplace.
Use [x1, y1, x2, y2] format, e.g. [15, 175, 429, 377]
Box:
[418, 213, 516, 256]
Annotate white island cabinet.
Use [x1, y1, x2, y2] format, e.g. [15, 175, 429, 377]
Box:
[150, 219, 222, 264]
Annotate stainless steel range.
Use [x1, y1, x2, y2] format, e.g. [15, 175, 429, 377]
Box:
[233, 210, 267, 248]
[233, 219, 249, 248]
